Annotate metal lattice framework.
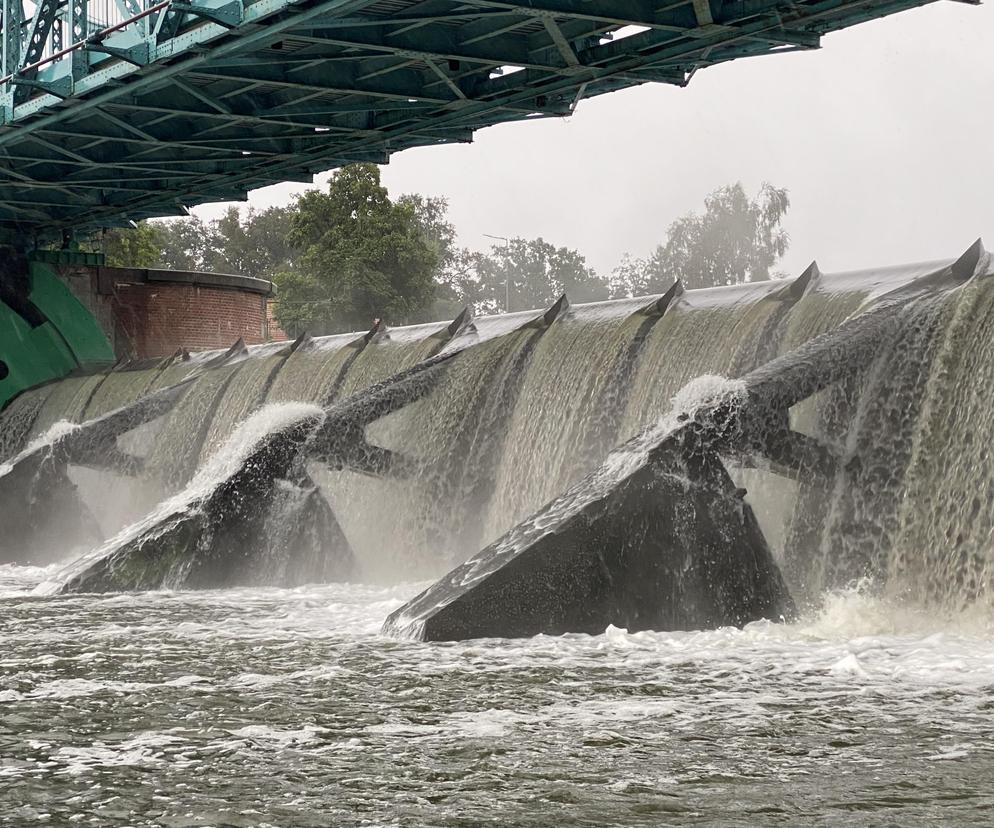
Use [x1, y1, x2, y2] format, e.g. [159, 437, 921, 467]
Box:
[0, 0, 973, 241]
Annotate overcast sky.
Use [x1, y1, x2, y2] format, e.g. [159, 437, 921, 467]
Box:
[194, 0, 993, 280]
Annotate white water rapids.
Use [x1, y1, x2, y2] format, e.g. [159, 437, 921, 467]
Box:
[1, 565, 993, 826]
[4, 259, 994, 824]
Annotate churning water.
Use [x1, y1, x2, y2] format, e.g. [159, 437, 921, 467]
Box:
[4, 253, 994, 823]
[2, 567, 993, 826]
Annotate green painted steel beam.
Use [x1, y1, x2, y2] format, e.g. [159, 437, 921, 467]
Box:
[0, 0, 966, 238]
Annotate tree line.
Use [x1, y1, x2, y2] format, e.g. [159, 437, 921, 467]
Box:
[96, 164, 790, 336]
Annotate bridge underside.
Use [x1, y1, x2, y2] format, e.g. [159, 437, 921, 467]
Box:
[0, 0, 963, 241]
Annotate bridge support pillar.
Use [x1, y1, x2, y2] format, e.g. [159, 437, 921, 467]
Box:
[0, 249, 115, 410]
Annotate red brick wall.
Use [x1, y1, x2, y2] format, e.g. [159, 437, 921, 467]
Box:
[266, 298, 290, 343]
[112, 282, 272, 359]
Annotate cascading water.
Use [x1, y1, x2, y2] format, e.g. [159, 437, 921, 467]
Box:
[0, 383, 51, 461]
[483, 301, 651, 539]
[884, 280, 994, 606]
[4, 249, 994, 824]
[314, 324, 544, 580]
[198, 353, 288, 465]
[82, 367, 161, 420]
[617, 281, 790, 441]
[334, 324, 448, 398]
[265, 333, 362, 404]
[2, 248, 993, 619]
[28, 374, 107, 437]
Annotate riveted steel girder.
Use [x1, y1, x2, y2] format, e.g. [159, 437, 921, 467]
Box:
[0, 0, 963, 240]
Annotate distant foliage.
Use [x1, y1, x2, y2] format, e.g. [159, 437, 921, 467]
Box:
[155, 206, 299, 278]
[274, 164, 439, 334]
[610, 182, 790, 297]
[85, 170, 791, 333]
[472, 238, 608, 313]
[96, 223, 164, 268]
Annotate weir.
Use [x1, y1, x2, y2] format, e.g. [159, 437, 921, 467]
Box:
[2, 241, 993, 639]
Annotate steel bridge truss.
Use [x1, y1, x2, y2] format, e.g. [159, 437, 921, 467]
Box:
[0, 0, 971, 240]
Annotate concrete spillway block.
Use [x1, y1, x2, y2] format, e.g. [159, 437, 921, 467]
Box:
[53, 351, 462, 592]
[776, 261, 820, 301]
[425, 306, 475, 357]
[203, 337, 249, 369]
[56, 410, 356, 592]
[384, 419, 794, 641]
[524, 294, 571, 329]
[0, 378, 195, 565]
[636, 280, 685, 318]
[386, 271, 990, 642]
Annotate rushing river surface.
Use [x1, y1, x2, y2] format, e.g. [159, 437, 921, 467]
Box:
[2, 566, 994, 827]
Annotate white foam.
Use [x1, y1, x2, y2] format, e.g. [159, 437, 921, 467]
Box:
[227, 725, 327, 747]
[0, 419, 81, 478]
[32, 402, 323, 596]
[53, 732, 181, 777]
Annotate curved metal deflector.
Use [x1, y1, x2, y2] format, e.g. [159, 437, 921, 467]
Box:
[347, 319, 386, 349]
[773, 261, 820, 302]
[636, 280, 685, 317]
[202, 337, 248, 369]
[524, 294, 571, 329]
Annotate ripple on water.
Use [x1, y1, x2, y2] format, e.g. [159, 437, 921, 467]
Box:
[1, 566, 993, 826]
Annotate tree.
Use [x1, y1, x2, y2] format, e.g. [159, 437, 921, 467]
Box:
[396, 194, 473, 321]
[398, 193, 457, 271]
[202, 205, 299, 279]
[156, 216, 216, 272]
[611, 182, 790, 296]
[473, 237, 608, 313]
[609, 253, 663, 300]
[152, 206, 299, 278]
[273, 164, 439, 333]
[92, 222, 164, 267]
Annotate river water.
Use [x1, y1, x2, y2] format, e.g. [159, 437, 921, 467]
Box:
[2, 566, 993, 827]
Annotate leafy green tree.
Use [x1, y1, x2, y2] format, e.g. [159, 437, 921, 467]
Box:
[274, 164, 438, 333]
[608, 253, 660, 300]
[203, 206, 299, 279]
[155, 216, 216, 272]
[474, 237, 608, 313]
[611, 182, 790, 296]
[398, 194, 457, 269]
[395, 194, 472, 322]
[92, 222, 164, 267]
[153, 207, 299, 279]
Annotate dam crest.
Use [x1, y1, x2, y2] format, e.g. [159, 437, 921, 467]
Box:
[1, 240, 992, 638]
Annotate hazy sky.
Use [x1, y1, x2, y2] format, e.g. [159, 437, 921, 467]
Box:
[194, 0, 994, 280]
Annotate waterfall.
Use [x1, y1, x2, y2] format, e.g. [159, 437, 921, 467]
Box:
[483, 302, 649, 540]
[5, 248, 994, 615]
[335, 324, 449, 398]
[198, 354, 287, 465]
[618, 282, 791, 441]
[82, 368, 161, 420]
[265, 334, 360, 404]
[145, 361, 248, 490]
[29, 374, 108, 436]
[0, 384, 52, 461]
[886, 281, 994, 607]
[314, 326, 543, 580]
